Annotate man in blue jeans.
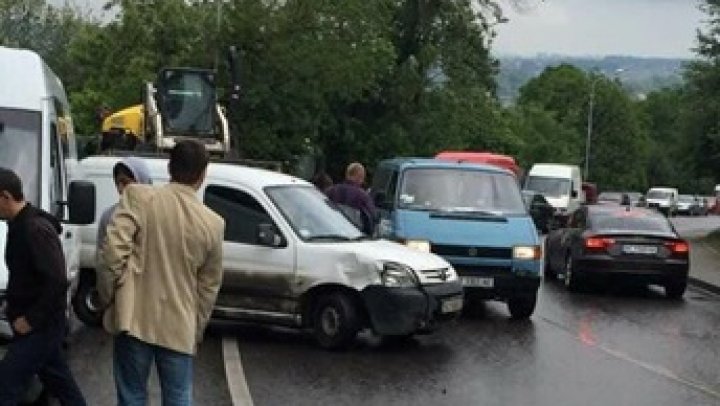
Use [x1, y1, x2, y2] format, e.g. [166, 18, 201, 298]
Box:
[101, 141, 225, 405]
[0, 168, 86, 405]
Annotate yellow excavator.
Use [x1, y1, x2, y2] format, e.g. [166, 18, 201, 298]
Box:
[101, 67, 232, 156]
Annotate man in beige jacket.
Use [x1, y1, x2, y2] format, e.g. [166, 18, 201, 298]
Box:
[101, 140, 225, 406]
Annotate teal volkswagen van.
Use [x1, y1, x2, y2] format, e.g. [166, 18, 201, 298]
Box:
[371, 158, 541, 319]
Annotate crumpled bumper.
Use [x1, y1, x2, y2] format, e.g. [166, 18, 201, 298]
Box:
[361, 281, 463, 336]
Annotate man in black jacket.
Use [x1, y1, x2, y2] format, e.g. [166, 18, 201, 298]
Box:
[0, 168, 86, 405]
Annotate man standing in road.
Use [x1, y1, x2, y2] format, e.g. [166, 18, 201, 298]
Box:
[101, 141, 225, 406]
[0, 168, 87, 405]
[326, 162, 376, 234]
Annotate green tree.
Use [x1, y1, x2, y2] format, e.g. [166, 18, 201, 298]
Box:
[517, 64, 649, 190]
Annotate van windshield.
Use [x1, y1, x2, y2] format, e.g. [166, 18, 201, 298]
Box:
[524, 176, 571, 199]
[0, 108, 41, 206]
[398, 168, 526, 215]
[266, 185, 365, 241]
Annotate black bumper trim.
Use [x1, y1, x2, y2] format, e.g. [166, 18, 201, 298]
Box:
[361, 282, 463, 336]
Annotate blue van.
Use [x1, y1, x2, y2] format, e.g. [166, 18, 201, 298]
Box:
[371, 158, 542, 319]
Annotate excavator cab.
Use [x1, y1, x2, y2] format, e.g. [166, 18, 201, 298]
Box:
[143, 67, 230, 155]
[156, 68, 216, 137]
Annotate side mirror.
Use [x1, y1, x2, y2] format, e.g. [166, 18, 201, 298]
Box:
[257, 223, 285, 248]
[67, 181, 96, 225]
[571, 190, 578, 199]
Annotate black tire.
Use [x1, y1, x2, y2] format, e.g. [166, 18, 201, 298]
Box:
[72, 275, 103, 327]
[312, 293, 361, 350]
[564, 255, 583, 292]
[507, 294, 537, 319]
[664, 280, 687, 299]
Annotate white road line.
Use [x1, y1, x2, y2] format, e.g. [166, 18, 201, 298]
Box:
[222, 337, 254, 406]
[540, 316, 720, 400]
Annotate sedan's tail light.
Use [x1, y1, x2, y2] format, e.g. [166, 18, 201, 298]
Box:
[665, 240, 690, 255]
[585, 237, 615, 251]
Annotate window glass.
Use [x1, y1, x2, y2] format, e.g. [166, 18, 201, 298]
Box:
[204, 185, 275, 245]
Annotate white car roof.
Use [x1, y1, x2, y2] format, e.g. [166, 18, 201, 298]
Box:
[79, 155, 309, 189]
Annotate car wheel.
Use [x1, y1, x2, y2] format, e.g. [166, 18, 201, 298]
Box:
[564, 255, 583, 292]
[664, 280, 687, 300]
[313, 293, 361, 350]
[72, 275, 103, 327]
[507, 294, 537, 319]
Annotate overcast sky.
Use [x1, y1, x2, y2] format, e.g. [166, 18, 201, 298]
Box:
[59, 0, 706, 58]
[494, 0, 705, 58]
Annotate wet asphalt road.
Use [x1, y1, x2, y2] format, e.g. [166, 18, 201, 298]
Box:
[233, 216, 720, 406]
[60, 216, 720, 405]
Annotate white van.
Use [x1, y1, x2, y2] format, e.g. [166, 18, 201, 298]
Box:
[0, 47, 96, 331]
[76, 156, 464, 349]
[645, 187, 679, 216]
[523, 164, 584, 218]
[0, 47, 95, 402]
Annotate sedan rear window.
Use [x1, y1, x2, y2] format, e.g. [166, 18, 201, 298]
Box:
[590, 212, 673, 233]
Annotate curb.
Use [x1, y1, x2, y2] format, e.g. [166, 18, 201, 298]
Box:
[688, 277, 720, 296]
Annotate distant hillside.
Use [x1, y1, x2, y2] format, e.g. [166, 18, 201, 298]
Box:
[497, 55, 687, 104]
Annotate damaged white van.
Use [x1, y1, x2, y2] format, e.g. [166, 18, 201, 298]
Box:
[77, 156, 464, 349]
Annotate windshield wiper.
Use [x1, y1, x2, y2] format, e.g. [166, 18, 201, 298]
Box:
[430, 209, 508, 222]
[436, 208, 503, 217]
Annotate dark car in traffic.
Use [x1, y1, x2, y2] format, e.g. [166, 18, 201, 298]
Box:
[544, 205, 689, 298]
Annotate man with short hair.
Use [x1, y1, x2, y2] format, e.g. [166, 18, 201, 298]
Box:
[326, 162, 376, 234]
[0, 167, 87, 405]
[102, 140, 225, 406]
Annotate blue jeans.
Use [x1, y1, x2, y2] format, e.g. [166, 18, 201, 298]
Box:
[0, 318, 86, 406]
[113, 334, 193, 406]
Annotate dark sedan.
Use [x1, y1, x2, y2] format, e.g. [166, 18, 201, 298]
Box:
[544, 205, 689, 298]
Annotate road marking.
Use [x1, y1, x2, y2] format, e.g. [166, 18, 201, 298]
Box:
[222, 337, 254, 406]
[540, 316, 720, 400]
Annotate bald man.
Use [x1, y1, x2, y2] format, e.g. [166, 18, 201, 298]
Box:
[326, 163, 376, 234]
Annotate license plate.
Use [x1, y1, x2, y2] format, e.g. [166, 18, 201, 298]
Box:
[441, 296, 463, 314]
[461, 276, 494, 288]
[622, 245, 658, 255]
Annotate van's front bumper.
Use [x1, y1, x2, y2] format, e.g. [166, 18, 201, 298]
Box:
[361, 282, 463, 336]
[454, 264, 541, 301]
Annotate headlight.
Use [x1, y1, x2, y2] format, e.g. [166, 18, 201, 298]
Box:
[513, 246, 542, 260]
[405, 240, 431, 253]
[379, 261, 419, 288]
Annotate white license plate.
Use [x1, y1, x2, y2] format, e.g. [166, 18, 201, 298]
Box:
[441, 296, 463, 314]
[461, 276, 495, 288]
[622, 245, 658, 255]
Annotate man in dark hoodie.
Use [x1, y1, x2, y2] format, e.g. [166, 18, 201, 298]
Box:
[0, 167, 86, 405]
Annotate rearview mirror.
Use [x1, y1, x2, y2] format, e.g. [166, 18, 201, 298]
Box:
[257, 223, 285, 248]
[67, 181, 96, 225]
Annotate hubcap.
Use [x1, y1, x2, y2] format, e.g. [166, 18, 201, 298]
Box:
[321, 307, 341, 336]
